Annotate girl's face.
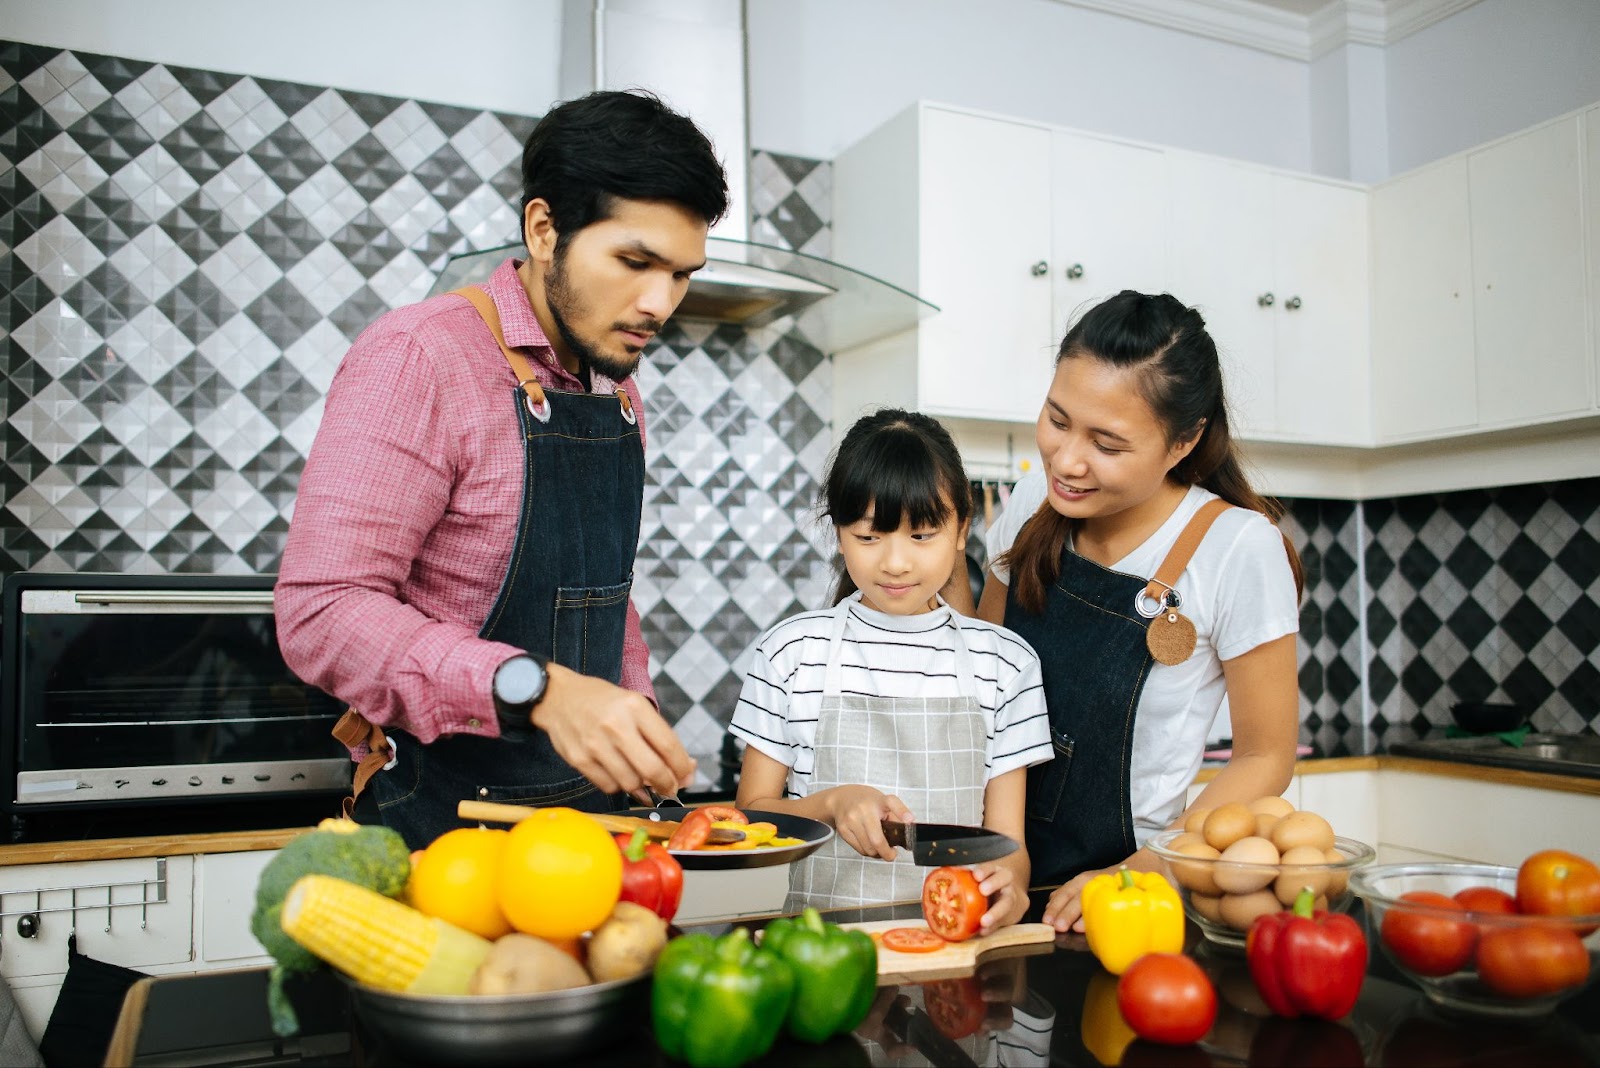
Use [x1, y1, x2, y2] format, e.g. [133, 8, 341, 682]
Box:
[838, 497, 969, 616]
[1035, 356, 1197, 524]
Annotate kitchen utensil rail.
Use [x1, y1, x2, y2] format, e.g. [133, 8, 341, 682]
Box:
[0, 857, 167, 934]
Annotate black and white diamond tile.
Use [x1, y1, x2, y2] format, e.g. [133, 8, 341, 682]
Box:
[1283, 499, 1366, 756]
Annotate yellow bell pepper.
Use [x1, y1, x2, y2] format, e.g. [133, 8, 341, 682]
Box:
[1080, 867, 1184, 975]
[1080, 971, 1137, 1066]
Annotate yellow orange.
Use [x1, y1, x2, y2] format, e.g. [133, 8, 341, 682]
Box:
[496, 808, 621, 940]
[407, 827, 513, 940]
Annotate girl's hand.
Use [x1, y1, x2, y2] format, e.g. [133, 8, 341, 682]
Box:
[1041, 867, 1107, 933]
[971, 862, 1026, 934]
[826, 785, 913, 860]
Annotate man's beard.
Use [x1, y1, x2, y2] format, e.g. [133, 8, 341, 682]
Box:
[545, 248, 660, 383]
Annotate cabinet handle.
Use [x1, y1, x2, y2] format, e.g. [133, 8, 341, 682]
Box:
[1285, 295, 1302, 310]
[1257, 292, 1275, 308]
[1065, 263, 1085, 280]
[1030, 261, 1049, 277]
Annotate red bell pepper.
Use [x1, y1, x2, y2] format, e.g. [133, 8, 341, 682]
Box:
[614, 828, 684, 922]
[1246, 887, 1366, 1020]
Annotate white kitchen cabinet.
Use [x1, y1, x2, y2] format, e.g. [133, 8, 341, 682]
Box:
[1377, 771, 1600, 868]
[1370, 159, 1477, 440]
[1051, 131, 1167, 328]
[196, 850, 276, 964]
[833, 104, 1056, 428]
[1585, 106, 1600, 404]
[1295, 770, 1379, 854]
[1468, 116, 1591, 426]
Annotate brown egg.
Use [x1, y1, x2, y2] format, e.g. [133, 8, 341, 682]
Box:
[1184, 807, 1214, 835]
[1253, 813, 1281, 839]
[1189, 892, 1224, 923]
[1270, 810, 1335, 853]
[1168, 831, 1207, 853]
[1214, 836, 1280, 894]
[1273, 845, 1332, 905]
[1219, 889, 1283, 931]
[1323, 847, 1349, 896]
[1202, 802, 1255, 851]
[1170, 838, 1223, 895]
[1246, 795, 1295, 819]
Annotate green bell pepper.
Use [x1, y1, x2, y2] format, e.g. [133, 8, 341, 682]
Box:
[652, 928, 796, 1068]
[760, 907, 878, 1043]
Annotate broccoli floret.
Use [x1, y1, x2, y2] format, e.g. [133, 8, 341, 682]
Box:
[251, 819, 411, 1034]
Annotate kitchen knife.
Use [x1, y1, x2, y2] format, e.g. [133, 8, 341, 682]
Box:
[881, 820, 1018, 865]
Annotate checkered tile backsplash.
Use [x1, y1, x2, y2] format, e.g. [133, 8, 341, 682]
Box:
[4, 43, 1596, 782]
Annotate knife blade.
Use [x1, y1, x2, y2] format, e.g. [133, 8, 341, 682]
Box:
[881, 820, 1018, 865]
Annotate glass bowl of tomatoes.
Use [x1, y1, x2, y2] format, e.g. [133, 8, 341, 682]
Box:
[1146, 829, 1376, 950]
[1350, 861, 1600, 1018]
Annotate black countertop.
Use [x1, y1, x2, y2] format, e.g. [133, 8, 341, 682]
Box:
[112, 890, 1600, 1067]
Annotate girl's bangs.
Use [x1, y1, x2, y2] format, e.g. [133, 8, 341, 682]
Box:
[831, 436, 955, 532]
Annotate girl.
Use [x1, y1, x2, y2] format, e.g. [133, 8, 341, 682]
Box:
[731, 409, 1052, 930]
[978, 291, 1303, 932]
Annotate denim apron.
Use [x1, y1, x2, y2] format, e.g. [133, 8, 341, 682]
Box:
[785, 600, 988, 911]
[363, 289, 643, 850]
[1004, 548, 1153, 885]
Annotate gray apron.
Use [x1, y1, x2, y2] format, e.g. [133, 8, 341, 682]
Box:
[786, 600, 989, 911]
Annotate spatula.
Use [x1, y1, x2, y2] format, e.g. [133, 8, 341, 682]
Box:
[457, 799, 747, 844]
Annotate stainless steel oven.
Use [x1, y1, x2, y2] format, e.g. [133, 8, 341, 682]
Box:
[2, 573, 350, 842]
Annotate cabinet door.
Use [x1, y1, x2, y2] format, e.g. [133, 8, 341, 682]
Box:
[1370, 160, 1476, 440]
[917, 109, 1054, 421]
[1469, 116, 1590, 426]
[1166, 153, 1277, 436]
[1051, 131, 1167, 331]
[1272, 177, 1371, 445]
[197, 850, 276, 963]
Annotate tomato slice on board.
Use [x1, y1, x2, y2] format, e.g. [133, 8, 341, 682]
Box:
[881, 927, 947, 953]
[922, 866, 986, 943]
[923, 977, 987, 1040]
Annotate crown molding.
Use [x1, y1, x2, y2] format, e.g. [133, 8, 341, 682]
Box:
[1048, 0, 1483, 62]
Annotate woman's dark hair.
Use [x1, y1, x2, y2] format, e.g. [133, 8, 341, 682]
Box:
[521, 90, 730, 247]
[1003, 290, 1305, 614]
[823, 409, 972, 605]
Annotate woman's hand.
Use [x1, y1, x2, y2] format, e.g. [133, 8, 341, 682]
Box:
[825, 785, 913, 860]
[1041, 867, 1105, 933]
[971, 861, 1028, 934]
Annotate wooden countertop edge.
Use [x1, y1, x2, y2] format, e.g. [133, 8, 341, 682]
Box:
[0, 827, 308, 866]
[1193, 754, 1600, 795]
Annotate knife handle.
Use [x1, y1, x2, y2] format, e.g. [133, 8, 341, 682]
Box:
[881, 819, 912, 850]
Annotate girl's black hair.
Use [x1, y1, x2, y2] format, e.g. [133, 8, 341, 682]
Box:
[822, 409, 972, 604]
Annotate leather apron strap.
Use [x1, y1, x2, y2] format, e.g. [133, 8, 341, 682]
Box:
[1142, 498, 1233, 608]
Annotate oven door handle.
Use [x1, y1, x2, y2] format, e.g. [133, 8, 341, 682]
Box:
[72, 591, 276, 607]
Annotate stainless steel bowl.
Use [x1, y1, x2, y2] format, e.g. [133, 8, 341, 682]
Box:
[341, 970, 650, 1065]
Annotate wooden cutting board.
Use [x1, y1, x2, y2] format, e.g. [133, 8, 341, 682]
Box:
[839, 919, 1058, 984]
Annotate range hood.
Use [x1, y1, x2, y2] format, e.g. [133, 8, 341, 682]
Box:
[426, 0, 935, 352]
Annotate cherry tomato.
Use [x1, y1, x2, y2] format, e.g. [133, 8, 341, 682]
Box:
[665, 805, 747, 851]
[1476, 925, 1591, 999]
[882, 926, 946, 953]
[1516, 850, 1600, 932]
[1116, 953, 1217, 1046]
[922, 866, 986, 943]
[922, 977, 987, 1040]
[1453, 886, 1517, 915]
[1380, 891, 1477, 976]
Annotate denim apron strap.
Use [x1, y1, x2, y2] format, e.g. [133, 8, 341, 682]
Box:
[359, 285, 645, 850]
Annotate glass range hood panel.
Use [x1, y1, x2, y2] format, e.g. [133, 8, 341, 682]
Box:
[428, 236, 936, 353]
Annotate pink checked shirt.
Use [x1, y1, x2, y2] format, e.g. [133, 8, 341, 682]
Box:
[276, 258, 654, 746]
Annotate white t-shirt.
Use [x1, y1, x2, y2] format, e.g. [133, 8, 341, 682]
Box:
[985, 473, 1299, 842]
[729, 593, 1053, 798]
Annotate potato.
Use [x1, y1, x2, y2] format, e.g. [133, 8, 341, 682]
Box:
[587, 901, 669, 983]
[470, 933, 591, 995]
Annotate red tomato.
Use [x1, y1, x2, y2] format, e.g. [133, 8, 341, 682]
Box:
[882, 926, 946, 953]
[922, 977, 987, 1040]
[665, 805, 747, 851]
[922, 866, 986, 943]
[1452, 886, 1517, 915]
[1116, 953, 1217, 1046]
[1380, 892, 1477, 977]
[1516, 850, 1600, 932]
[1476, 925, 1591, 999]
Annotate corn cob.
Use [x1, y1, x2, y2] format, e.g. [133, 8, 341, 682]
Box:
[280, 874, 493, 995]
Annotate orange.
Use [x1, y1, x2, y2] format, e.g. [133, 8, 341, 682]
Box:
[496, 807, 622, 940]
[407, 827, 513, 939]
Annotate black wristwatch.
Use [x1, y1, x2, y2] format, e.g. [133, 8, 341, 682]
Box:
[492, 653, 549, 735]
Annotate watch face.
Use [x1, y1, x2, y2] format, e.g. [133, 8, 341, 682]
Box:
[496, 656, 545, 705]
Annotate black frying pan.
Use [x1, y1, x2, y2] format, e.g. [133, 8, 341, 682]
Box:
[616, 807, 833, 871]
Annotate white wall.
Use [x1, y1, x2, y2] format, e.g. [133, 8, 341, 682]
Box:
[1309, 42, 1388, 183]
[1384, 0, 1600, 176]
[0, 0, 565, 116]
[746, 0, 1313, 171]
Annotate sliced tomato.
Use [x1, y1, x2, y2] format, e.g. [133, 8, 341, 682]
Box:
[923, 978, 987, 1039]
[665, 805, 748, 850]
[881, 926, 947, 953]
[922, 866, 986, 943]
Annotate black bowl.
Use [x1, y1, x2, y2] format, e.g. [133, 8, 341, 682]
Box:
[1450, 702, 1525, 733]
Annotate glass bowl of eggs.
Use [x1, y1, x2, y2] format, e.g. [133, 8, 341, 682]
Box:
[1146, 798, 1376, 950]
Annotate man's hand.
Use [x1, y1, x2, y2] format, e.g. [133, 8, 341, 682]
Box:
[824, 785, 913, 860]
[529, 663, 695, 797]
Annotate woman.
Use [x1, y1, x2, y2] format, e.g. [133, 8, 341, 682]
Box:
[977, 291, 1304, 931]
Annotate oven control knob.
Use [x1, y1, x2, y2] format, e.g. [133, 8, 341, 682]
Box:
[151, 779, 167, 786]
[188, 776, 202, 787]
[254, 774, 271, 782]
[221, 776, 235, 785]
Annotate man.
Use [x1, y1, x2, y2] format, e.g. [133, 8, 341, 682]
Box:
[276, 91, 727, 849]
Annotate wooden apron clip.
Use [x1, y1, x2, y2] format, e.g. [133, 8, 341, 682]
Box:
[1140, 499, 1233, 666]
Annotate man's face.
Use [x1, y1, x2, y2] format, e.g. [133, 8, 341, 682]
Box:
[525, 197, 708, 382]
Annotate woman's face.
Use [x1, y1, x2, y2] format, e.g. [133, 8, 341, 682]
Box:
[1035, 356, 1195, 523]
[838, 498, 968, 616]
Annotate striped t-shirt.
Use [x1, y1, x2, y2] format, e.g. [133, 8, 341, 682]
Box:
[729, 593, 1053, 799]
